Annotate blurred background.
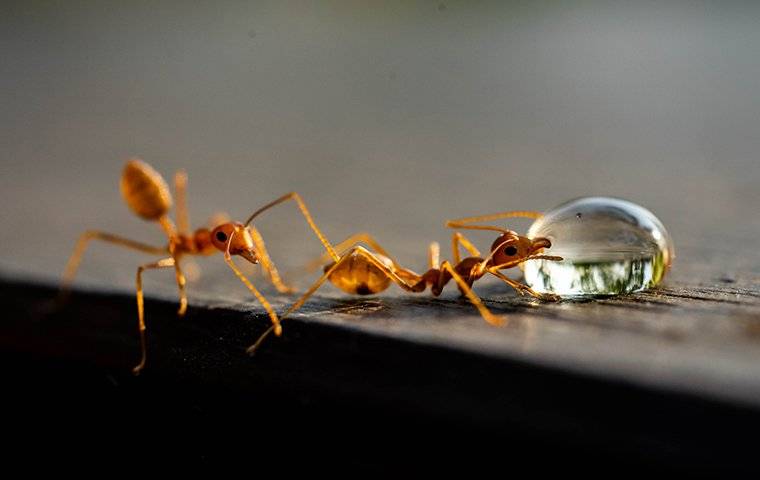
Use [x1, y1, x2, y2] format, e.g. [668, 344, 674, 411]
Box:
[1, 0, 759, 288]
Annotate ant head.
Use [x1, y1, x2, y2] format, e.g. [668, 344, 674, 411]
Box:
[489, 232, 551, 267]
[210, 222, 259, 264]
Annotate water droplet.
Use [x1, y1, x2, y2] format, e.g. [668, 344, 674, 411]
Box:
[523, 197, 673, 296]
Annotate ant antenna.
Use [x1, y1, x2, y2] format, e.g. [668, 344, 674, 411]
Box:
[446, 210, 544, 234]
[244, 196, 284, 227]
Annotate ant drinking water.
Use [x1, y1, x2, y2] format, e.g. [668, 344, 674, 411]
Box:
[248, 210, 563, 353]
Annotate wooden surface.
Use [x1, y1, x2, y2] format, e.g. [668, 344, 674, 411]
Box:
[3, 241, 760, 472]
[4, 279, 760, 473]
[2, 1, 760, 472]
[7, 242, 760, 407]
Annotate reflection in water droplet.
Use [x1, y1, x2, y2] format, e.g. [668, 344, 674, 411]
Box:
[523, 197, 673, 296]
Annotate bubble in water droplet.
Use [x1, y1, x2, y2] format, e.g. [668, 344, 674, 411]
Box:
[523, 197, 673, 296]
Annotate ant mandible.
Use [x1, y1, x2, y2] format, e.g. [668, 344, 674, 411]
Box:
[60, 158, 340, 374]
[248, 210, 563, 353]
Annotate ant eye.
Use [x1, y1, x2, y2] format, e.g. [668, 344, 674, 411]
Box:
[504, 246, 518, 256]
[215, 231, 228, 242]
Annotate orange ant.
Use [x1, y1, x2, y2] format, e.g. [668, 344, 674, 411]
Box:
[60, 158, 340, 374]
[248, 211, 563, 353]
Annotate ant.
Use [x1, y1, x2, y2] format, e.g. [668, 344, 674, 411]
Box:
[60, 158, 341, 374]
[248, 210, 563, 353]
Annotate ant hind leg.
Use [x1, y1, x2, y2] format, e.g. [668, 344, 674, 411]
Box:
[60, 231, 168, 300]
[301, 232, 400, 275]
[247, 246, 424, 355]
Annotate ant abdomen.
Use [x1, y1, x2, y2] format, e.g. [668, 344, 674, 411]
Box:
[324, 252, 393, 295]
[120, 158, 173, 221]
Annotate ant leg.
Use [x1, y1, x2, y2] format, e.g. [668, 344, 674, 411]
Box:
[165, 175, 191, 314]
[243, 192, 340, 262]
[248, 225, 295, 294]
[173, 259, 188, 316]
[134, 257, 176, 375]
[488, 268, 540, 297]
[174, 170, 190, 235]
[246, 255, 350, 355]
[346, 238, 428, 292]
[279, 257, 348, 320]
[301, 232, 398, 275]
[61, 231, 168, 298]
[157, 215, 178, 239]
[451, 232, 481, 264]
[223, 251, 282, 337]
[438, 261, 505, 327]
[445, 210, 544, 234]
[488, 267, 562, 303]
[350, 246, 424, 292]
[293, 247, 421, 316]
[332, 233, 394, 261]
[487, 255, 563, 272]
[428, 242, 440, 269]
[247, 246, 424, 354]
[182, 259, 201, 282]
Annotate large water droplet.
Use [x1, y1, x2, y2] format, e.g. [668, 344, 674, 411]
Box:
[523, 197, 673, 296]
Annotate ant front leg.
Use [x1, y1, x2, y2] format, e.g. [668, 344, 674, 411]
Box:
[222, 235, 282, 337]
[246, 253, 348, 355]
[248, 225, 295, 294]
[487, 268, 561, 302]
[436, 261, 505, 327]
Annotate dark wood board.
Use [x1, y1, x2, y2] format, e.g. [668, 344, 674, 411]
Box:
[3, 278, 760, 474]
